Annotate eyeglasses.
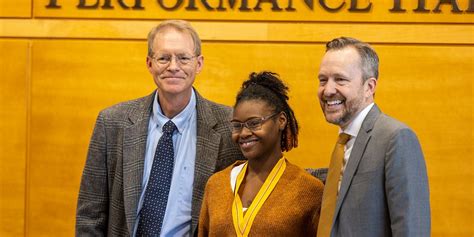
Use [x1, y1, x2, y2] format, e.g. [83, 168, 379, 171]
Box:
[150, 54, 198, 66]
[230, 112, 280, 133]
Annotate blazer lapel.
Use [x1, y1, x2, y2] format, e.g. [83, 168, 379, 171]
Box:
[333, 105, 381, 220]
[191, 91, 222, 231]
[122, 92, 155, 234]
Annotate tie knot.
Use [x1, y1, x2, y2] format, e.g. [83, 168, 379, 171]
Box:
[337, 133, 351, 145]
[162, 120, 177, 135]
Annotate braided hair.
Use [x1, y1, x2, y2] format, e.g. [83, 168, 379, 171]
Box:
[235, 71, 299, 152]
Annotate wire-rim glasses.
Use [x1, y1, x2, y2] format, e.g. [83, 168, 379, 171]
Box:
[150, 54, 198, 66]
[230, 112, 280, 134]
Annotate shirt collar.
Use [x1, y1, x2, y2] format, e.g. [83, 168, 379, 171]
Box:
[151, 89, 196, 134]
[340, 103, 374, 138]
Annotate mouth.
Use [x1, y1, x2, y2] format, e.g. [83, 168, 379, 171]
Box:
[239, 139, 258, 150]
[322, 98, 345, 113]
[162, 76, 185, 80]
[326, 99, 344, 106]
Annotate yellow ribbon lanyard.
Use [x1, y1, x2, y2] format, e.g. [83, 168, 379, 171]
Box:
[232, 157, 287, 237]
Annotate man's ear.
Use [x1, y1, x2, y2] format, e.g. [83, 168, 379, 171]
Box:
[146, 57, 153, 73]
[365, 77, 377, 97]
[195, 55, 204, 74]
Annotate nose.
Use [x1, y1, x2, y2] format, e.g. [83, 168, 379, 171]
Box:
[239, 126, 253, 138]
[166, 56, 181, 72]
[322, 79, 337, 97]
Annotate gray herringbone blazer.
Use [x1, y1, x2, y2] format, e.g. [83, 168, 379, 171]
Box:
[76, 90, 243, 236]
[329, 105, 431, 237]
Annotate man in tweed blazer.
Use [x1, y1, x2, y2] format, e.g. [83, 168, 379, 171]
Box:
[76, 20, 242, 236]
[316, 37, 430, 237]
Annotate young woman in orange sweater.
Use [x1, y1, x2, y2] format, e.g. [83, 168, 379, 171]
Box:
[198, 71, 324, 237]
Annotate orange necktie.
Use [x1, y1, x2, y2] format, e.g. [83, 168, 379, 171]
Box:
[317, 133, 351, 237]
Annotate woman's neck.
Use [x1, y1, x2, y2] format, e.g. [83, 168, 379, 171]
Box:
[246, 151, 283, 181]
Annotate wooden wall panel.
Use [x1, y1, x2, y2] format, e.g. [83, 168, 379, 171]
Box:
[198, 42, 474, 237]
[1, 20, 473, 45]
[0, 40, 29, 237]
[0, 2, 473, 235]
[23, 39, 474, 236]
[27, 39, 155, 236]
[197, 42, 334, 165]
[375, 45, 474, 237]
[182, 42, 474, 237]
[0, 0, 31, 18]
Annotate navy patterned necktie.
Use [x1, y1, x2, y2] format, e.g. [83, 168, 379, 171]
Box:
[137, 120, 177, 236]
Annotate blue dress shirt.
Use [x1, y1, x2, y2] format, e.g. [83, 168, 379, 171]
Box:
[133, 90, 197, 237]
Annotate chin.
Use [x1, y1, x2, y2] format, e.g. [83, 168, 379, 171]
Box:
[326, 118, 340, 126]
[162, 85, 191, 95]
[324, 111, 340, 122]
[241, 150, 252, 158]
[242, 151, 257, 161]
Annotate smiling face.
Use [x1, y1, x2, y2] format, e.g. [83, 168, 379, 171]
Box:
[231, 100, 286, 161]
[317, 47, 376, 129]
[147, 27, 203, 98]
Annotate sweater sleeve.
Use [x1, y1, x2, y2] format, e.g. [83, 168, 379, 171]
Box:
[312, 198, 321, 234]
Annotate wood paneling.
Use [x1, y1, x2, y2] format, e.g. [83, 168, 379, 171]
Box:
[0, 0, 31, 18]
[183, 42, 474, 237]
[1, 2, 473, 235]
[0, 40, 29, 237]
[27, 40, 154, 236]
[375, 45, 474, 237]
[33, 0, 474, 23]
[24, 39, 473, 236]
[1, 19, 474, 45]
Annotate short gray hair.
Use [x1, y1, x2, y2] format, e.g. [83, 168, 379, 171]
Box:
[147, 20, 202, 57]
[325, 37, 379, 81]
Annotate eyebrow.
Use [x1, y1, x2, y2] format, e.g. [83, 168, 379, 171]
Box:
[318, 72, 348, 79]
[230, 116, 262, 122]
[154, 51, 193, 55]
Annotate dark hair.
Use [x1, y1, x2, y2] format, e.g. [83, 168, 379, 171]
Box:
[326, 37, 379, 81]
[235, 71, 298, 152]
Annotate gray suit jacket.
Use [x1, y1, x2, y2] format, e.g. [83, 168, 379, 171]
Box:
[330, 105, 431, 237]
[76, 90, 243, 236]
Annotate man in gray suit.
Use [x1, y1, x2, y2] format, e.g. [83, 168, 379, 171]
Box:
[316, 37, 430, 237]
[76, 20, 243, 236]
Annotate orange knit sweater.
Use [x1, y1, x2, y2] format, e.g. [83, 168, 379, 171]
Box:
[198, 160, 324, 237]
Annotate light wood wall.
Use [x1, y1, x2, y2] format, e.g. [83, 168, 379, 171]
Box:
[1, 0, 473, 236]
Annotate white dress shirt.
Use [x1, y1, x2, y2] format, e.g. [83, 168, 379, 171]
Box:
[338, 103, 374, 191]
